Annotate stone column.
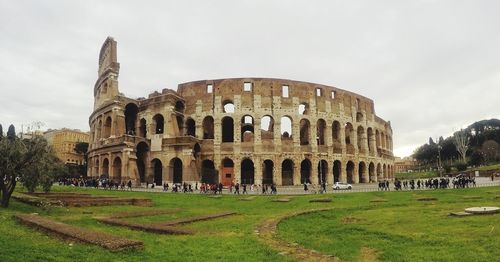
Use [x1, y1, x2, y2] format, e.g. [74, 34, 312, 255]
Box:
[326, 163, 333, 185]
[234, 158, 241, 184]
[325, 123, 333, 147]
[340, 162, 347, 183]
[353, 163, 359, 184]
[311, 160, 319, 185]
[254, 157, 262, 185]
[293, 161, 301, 185]
[339, 125, 346, 154]
[274, 162, 282, 185]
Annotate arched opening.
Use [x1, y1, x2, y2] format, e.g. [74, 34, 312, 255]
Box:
[139, 118, 147, 138]
[381, 132, 386, 149]
[376, 130, 380, 148]
[186, 118, 196, 137]
[377, 163, 383, 181]
[367, 128, 374, 153]
[202, 116, 214, 139]
[260, 115, 274, 140]
[240, 159, 255, 185]
[221, 117, 234, 142]
[112, 157, 122, 181]
[136, 142, 149, 183]
[280, 116, 292, 139]
[96, 120, 102, 140]
[153, 114, 164, 134]
[176, 115, 184, 135]
[317, 160, 328, 184]
[332, 121, 341, 142]
[358, 161, 367, 183]
[102, 158, 109, 178]
[152, 159, 163, 186]
[263, 160, 274, 185]
[193, 143, 201, 158]
[171, 158, 183, 184]
[201, 160, 217, 184]
[221, 158, 234, 186]
[300, 159, 311, 184]
[357, 126, 365, 152]
[346, 161, 355, 184]
[298, 103, 308, 115]
[94, 159, 99, 177]
[356, 112, 363, 122]
[383, 164, 387, 179]
[175, 101, 185, 113]
[333, 160, 341, 183]
[281, 159, 294, 186]
[369, 162, 375, 182]
[223, 100, 235, 113]
[345, 122, 353, 145]
[125, 103, 138, 135]
[316, 119, 326, 145]
[103, 117, 112, 138]
[241, 115, 254, 142]
[299, 119, 311, 145]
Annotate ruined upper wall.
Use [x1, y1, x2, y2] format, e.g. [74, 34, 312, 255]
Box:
[177, 77, 381, 122]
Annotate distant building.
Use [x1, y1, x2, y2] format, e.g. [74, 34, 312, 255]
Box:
[44, 128, 90, 165]
[394, 156, 417, 173]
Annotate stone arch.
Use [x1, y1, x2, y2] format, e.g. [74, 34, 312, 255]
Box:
[94, 159, 99, 177]
[176, 115, 184, 136]
[193, 143, 201, 158]
[102, 158, 109, 178]
[263, 159, 274, 185]
[202, 116, 214, 139]
[125, 103, 138, 135]
[345, 122, 354, 145]
[376, 130, 380, 148]
[369, 162, 375, 182]
[241, 158, 255, 184]
[103, 116, 112, 138]
[260, 115, 274, 140]
[185, 118, 195, 136]
[221, 116, 234, 142]
[136, 142, 149, 183]
[357, 126, 365, 152]
[152, 158, 163, 186]
[280, 116, 293, 139]
[317, 160, 328, 184]
[383, 164, 387, 179]
[223, 100, 235, 113]
[153, 114, 164, 134]
[281, 159, 294, 186]
[139, 118, 147, 138]
[175, 100, 185, 113]
[381, 131, 386, 149]
[299, 119, 311, 145]
[201, 160, 217, 184]
[377, 163, 383, 181]
[358, 161, 367, 183]
[112, 157, 122, 181]
[367, 127, 374, 153]
[356, 112, 364, 122]
[298, 103, 309, 115]
[333, 160, 341, 183]
[241, 115, 254, 142]
[300, 159, 312, 184]
[316, 119, 326, 145]
[346, 161, 355, 184]
[221, 158, 234, 186]
[96, 119, 102, 140]
[170, 158, 183, 184]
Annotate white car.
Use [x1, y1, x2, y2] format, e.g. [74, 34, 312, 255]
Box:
[332, 182, 352, 190]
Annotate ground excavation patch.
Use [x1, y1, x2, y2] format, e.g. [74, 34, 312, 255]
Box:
[96, 211, 237, 235]
[23, 192, 152, 207]
[16, 213, 143, 251]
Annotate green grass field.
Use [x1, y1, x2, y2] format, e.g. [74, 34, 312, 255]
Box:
[1, 186, 499, 262]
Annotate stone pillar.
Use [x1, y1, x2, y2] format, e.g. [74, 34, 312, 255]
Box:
[254, 157, 262, 185]
[352, 128, 358, 155]
[339, 125, 346, 154]
[340, 162, 347, 183]
[234, 158, 241, 184]
[311, 160, 319, 185]
[353, 163, 359, 184]
[325, 123, 333, 147]
[293, 161, 301, 185]
[274, 162, 282, 185]
[326, 163, 333, 185]
[253, 117, 261, 145]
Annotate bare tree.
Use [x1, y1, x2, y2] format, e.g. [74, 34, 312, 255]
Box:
[453, 129, 469, 163]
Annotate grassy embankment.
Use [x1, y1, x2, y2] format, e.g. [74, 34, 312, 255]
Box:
[0, 185, 498, 261]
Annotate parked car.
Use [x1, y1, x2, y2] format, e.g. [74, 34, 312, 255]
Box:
[332, 182, 352, 190]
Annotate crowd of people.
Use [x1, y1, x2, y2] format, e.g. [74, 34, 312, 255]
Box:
[378, 176, 477, 191]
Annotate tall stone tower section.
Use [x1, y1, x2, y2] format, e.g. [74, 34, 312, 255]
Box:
[94, 37, 120, 110]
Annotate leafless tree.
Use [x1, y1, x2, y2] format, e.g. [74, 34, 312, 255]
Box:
[453, 129, 469, 163]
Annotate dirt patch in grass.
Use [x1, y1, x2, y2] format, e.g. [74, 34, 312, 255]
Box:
[239, 196, 256, 201]
[463, 196, 482, 200]
[12, 193, 63, 207]
[416, 197, 438, 201]
[370, 198, 388, 203]
[358, 247, 379, 262]
[25, 193, 152, 207]
[255, 208, 340, 262]
[96, 217, 192, 235]
[109, 209, 181, 219]
[342, 215, 364, 224]
[272, 198, 291, 202]
[16, 213, 143, 251]
[309, 198, 332, 203]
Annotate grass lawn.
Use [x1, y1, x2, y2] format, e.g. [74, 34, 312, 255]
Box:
[0, 186, 498, 262]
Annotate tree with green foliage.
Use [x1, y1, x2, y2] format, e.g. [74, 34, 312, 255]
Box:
[0, 125, 61, 207]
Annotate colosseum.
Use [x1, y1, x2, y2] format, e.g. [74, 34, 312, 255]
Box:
[87, 37, 395, 187]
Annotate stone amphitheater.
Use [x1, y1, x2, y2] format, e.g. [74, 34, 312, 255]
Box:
[87, 37, 395, 186]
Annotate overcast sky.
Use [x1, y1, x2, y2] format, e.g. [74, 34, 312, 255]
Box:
[1, 0, 499, 157]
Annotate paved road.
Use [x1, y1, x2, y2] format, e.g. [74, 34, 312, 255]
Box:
[90, 177, 500, 195]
